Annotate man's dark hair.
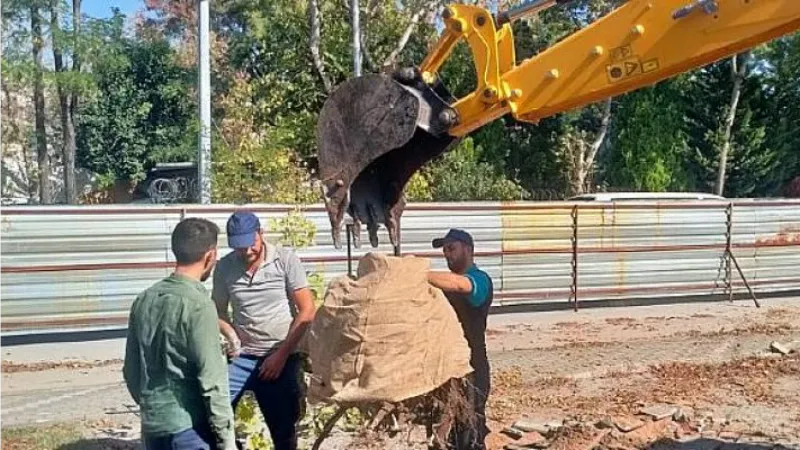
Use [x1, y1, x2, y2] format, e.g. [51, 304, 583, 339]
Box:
[171, 218, 220, 264]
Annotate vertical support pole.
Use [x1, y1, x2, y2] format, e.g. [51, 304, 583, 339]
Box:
[352, 0, 361, 76]
[570, 205, 579, 312]
[725, 203, 733, 302]
[393, 226, 401, 257]
[197, 0, 212, 204]
[730, 251, 761, 308]
[346, 223, 353, 278]
[724, 202, 760, 308]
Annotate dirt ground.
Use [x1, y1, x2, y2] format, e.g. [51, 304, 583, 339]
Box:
[480, 300, 800, 450]
[3, 297, 800, 449]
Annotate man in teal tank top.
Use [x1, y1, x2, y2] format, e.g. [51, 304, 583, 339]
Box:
[428, 228, 493, 450]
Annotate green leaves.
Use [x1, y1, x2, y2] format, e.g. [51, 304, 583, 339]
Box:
[605, 79, 692, 192]
[76, 35, 196, 183]
[409, 137, 528, 202]
[210, 73, 317, 204]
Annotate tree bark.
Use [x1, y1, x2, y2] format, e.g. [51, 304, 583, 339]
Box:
[31, 4, 52, 204]
[51, 0, 78, 204]
[715, 52, 749, 196]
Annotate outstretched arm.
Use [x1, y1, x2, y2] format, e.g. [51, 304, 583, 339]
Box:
[428, 271, 472, 294]
[428, 270, 491, 307]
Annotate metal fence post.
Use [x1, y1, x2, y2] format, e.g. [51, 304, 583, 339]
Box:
[393, 226, 401, 257]
[346, 223, 353, 278]
[725, 203, 733, 302]
[725, 202, 761, 308]
[570, 205, 579, 311]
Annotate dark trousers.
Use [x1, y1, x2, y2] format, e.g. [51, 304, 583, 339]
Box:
[449, 364, 490, 450]
[229, 353, 304, 450]
[144, 427, 212, 450]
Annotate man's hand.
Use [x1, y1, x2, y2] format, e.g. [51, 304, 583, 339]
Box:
[217, 319, 242, 358]
[259, 349, 289, 381]
[224, 337, 240, 359]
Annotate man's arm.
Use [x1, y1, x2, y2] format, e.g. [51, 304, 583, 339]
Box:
[428, 271, 473, 294]
[122, 305, 142, 404]
[428, 270, 491, 307]
[212, 263, 240, 355]
[259, 249, 317, 381]
[212, 261, 230, 322]
[188, 302, 236, 450]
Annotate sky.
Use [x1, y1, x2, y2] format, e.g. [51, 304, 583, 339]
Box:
[83, 0, 144, 19]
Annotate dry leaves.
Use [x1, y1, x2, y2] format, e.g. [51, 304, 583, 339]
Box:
[1, 359, 122, 373]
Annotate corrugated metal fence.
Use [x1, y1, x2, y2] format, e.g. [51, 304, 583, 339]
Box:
[2, 200, 799, 336]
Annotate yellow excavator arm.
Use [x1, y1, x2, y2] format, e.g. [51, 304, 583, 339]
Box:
[316, 0, 800, 249]
[426, 0, 800, 137]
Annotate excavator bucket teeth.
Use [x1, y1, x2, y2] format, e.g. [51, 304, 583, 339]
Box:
[317, 73, 458, 249]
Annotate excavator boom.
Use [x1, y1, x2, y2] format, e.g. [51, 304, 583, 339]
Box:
[317, 0, 800, 249]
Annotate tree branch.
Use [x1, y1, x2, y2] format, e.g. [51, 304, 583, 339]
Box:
[715, 51, 750, 196]
[308, 0, 333, 93]
[584, 97, 613, 171]
[360, 30, 377, 73]
[381, 1, 437, 69]
[367, 0, 380, 17]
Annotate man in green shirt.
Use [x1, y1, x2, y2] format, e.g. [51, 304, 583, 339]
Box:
[124, 218, 236, 450]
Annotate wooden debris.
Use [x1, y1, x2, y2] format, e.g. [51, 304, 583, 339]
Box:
[770, 341, 791, 355]
[639, 404, 678, 420]
[612, 416, 645, 432]
[502, 426, 525, 439]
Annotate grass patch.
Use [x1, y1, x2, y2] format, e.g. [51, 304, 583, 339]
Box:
[2, 423, 83, 450]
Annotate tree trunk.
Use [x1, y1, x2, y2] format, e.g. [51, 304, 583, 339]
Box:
[715, 52, 749, 196]
[584, 98, 613, 171]
[70, 0, 82, 201]
[308, 0, 333, 93]
[51, 0, 78, 204]
[31, 4, 52, 204]
[572, 140, 587, 196]
[567, 98, 613, 196]
[72, 0, 82, 96]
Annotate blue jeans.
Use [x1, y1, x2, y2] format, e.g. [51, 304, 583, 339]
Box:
[143, 427, 211, 450]
[229, 353, 304, 450]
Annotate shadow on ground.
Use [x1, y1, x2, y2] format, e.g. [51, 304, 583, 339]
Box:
[57, 438, 140, 450]
[648, 438, 800, 450]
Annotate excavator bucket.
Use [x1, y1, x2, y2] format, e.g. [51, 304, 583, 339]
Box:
[317, 71, 459, 249]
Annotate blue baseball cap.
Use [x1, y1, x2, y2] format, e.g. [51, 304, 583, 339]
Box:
[226, 211, 261, 249]
[432, 228, 474, 249]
